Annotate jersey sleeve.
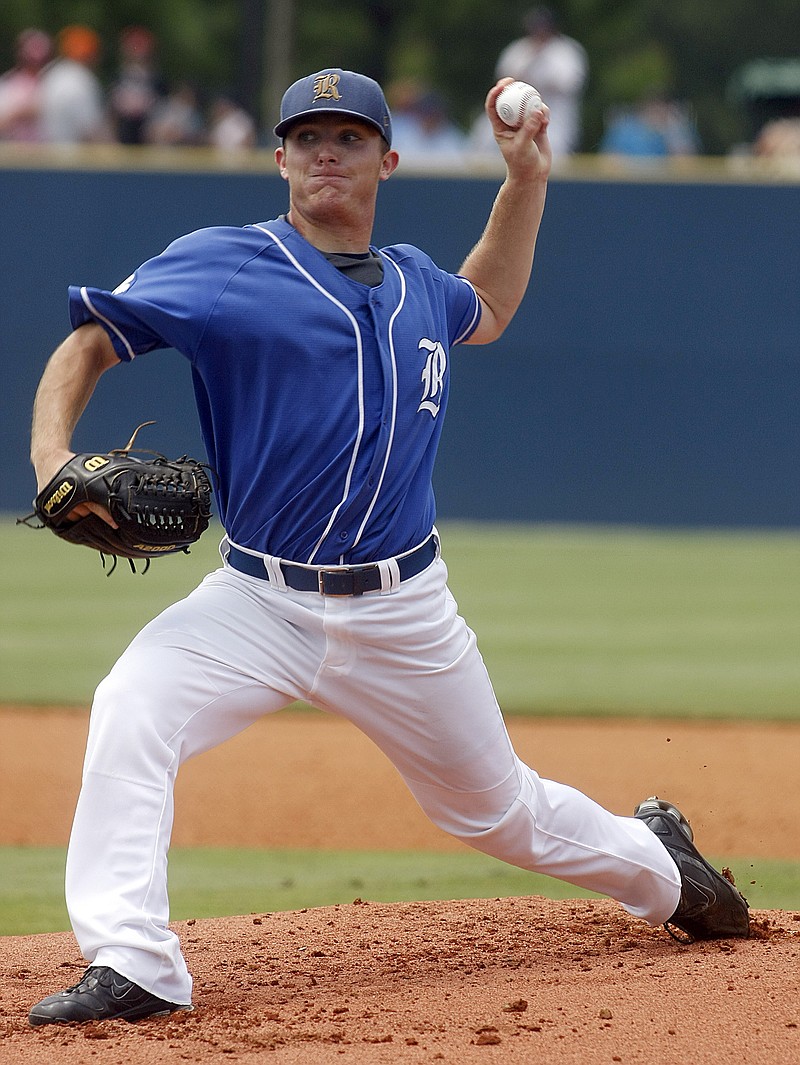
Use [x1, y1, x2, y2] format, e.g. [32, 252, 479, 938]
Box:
[447, 273, 482, 345]
[429, 259, 482, 346]
[68, 227, 239, 362]
[388, 244, 482, 347]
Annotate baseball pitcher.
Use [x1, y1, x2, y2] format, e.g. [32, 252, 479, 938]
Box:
[27, 69, 748, 1026]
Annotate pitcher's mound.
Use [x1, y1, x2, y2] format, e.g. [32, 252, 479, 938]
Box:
[3, 896, 798, 1064]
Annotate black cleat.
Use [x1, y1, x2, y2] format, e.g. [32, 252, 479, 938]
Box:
[634, 796, 750, 943]
[28, 966, 192, 1027]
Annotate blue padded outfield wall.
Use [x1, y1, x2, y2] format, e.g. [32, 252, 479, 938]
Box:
[1, 157, 798, 526]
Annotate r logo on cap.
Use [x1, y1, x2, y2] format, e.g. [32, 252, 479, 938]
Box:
[313, 73, 341, 102]
[274, 68, 393, 146]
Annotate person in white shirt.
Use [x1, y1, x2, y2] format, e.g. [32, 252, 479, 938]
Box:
[495, 6, 588, 158]
[40, 25, 109, 145]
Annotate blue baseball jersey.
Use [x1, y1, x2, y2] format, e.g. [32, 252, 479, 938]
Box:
[69, 217, 481, 564]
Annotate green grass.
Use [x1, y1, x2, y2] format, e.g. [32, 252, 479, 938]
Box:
[444, 523, 800, 718]
[2, 517, 223, 704]
[2, 845, 793, 937]
[3, 518, 800, 716]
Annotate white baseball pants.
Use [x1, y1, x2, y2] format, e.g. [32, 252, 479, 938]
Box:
[65, 553, 681, 1005]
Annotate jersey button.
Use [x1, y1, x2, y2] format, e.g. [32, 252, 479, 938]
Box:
[338, 531, 349, 541]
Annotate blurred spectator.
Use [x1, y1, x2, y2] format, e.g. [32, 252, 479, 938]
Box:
[145, 82, 205, 147]
[108, 26, 165, 145]
[600, 105, 668, 157]
[207, 95, 256, 152]
[40, 25, 109, 144]
[386, 79, 468, 165]
[495, 5, 588, 157]
[385, 77, 428, 146]
[467, 107, 500, 159]
[658, 99, 701, 156]
[753, 118, 800, 161]
[600, 94, 701, 158]
[0, 28, 53, 142]
[390, 89, 467, 165]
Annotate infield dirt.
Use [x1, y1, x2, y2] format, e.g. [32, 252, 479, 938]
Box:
[1, 708, 799, 1064]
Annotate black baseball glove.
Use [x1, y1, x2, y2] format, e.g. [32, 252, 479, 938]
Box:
[20, 422, 213, 572]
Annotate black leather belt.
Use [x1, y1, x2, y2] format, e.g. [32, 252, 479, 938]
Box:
[226, 535, 437, 596]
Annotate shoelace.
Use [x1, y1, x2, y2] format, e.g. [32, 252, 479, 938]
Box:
[663, 921, 695, 945]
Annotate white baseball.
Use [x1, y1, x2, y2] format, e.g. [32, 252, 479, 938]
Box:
[495, 81, 544, 128]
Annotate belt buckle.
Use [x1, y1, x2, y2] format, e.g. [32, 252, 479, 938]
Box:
[318, 566, 370, 596]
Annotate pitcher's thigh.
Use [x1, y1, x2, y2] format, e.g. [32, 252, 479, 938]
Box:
[328, 614, 519, 799]
[84, 580, 298, 776]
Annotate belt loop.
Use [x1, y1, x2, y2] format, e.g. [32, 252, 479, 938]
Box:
[219, 535, 231, 566]
[378, 557, 401, 594]
[264, 554, 288, 591]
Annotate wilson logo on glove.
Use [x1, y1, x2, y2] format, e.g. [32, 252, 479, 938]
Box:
[43, 480, 76, 514]
[83, 456, 110, 472]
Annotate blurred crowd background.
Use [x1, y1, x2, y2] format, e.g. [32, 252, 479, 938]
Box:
[1, 1, 799, 167]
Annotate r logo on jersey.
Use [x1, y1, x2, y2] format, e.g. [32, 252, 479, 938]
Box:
[417, 338, 447, 417]
[313, 73, 341, 102]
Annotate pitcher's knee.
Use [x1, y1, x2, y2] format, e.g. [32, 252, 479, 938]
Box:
[413, 776, 524, 842]
[86, 674, 176, 779]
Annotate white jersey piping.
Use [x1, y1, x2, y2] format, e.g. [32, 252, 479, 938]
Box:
[251, 224, 367, 565]
[351, 253, 406, 551]
[453, 276, 481, 344]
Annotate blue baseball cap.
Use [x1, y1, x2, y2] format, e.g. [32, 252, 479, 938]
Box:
[274, 68, 392, 146]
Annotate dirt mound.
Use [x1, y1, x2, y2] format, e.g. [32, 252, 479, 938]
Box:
[3, 708, 800, 1061]
[3, 898, 799, 1064]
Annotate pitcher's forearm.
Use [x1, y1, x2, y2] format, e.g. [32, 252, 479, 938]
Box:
[458, 79, 552, 344]
[31, 324, 118, 486]
[460, 173, 548, 337]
